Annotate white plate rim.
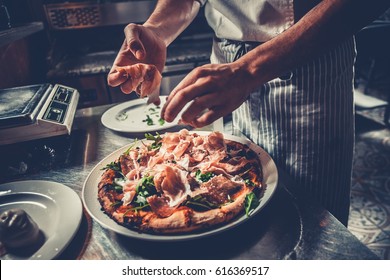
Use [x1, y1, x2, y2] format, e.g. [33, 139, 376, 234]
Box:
[82, 131, 278, 241]
[0, 180, 83, 259]
[101, 99, 182, 133]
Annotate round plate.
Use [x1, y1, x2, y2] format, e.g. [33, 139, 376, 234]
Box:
[101, 98, 184, 133]
[0, 180, 82, 259]
[82, 132, 278, 241]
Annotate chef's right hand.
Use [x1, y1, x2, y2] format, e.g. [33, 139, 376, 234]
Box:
[107, 24, 167, 99]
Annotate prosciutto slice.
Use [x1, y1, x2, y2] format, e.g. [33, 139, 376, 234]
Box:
[116, 63, 162, 104]
[205, 131, 226, 151]
[148, 165, 191, 217]
[201, 175, 244, 205]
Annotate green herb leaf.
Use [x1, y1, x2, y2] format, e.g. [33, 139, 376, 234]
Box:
[123, 139, 138, 156]
[244, 179, 256, 187]
[244, 192, 260, 216]
[158, 118, 165, 126]
[195, 170, 216, 182]
[110, 201, 123, 208]
[101, 161, 121, 172]
[145, 132, 162, 150]
[142, 115, 154, 126]
[123, 203, 150, 216]
[136, 176, 157, 198]
[184, 195, 219, 210]
[101, 161, 126, 178]
[134, 195, 147, 205]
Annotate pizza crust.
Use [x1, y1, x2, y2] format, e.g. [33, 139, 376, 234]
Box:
[134, 186, 251, 233]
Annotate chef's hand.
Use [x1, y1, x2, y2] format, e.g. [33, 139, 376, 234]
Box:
[107, 24, 166, 103]
[161, 63, 254, 128]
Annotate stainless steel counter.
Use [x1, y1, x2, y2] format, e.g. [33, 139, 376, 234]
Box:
[0, 104, 379, 260]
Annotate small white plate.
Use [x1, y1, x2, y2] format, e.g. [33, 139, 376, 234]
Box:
[0, 180, 82, 260]
[101, 98, 184, 133]
[82, 132, 278, 241]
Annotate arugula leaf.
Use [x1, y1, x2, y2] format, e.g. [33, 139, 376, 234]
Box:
[123, 139, 138, 156]
[136, 176, 157, 198]
[244, 179, 256, 187]
[101, 161, 126, 179]
[145, 132, 162, 150]
[122, 176, 156, 217]
[110, 201, 123, 208]
[244, 192, 260, 216]
[184, 195, 219, 210]
[195, 170, 215, 182]
[123, 203, 150, 216]
[132, 203, 150, 212]
[101, 161, 121, 172]
[113, 178, 127, 193]
[134, 195, 147, 205]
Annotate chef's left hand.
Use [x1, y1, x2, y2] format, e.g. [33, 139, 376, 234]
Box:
[161, 62, 254, 128]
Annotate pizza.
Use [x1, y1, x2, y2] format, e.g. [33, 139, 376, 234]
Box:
[97, 129, 264, 234]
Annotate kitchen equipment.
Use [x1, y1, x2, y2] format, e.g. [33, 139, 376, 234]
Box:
[0, 84, 79, 145]
[44, 0, 156, 30]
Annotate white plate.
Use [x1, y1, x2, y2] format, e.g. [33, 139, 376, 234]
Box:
[101, 98, 184, 133]
[82, 132, 278, 241]
[0, 180, 82, 259]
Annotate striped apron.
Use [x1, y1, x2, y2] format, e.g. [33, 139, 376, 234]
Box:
[211, 37, 356, 226]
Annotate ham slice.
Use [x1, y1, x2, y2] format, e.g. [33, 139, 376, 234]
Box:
[172, 140, 191, 159]
[200, 175, 244, 205]
[146, 196, 175, 218]
[147, 165, 191, 217]
[205, 132, 226, 151]
[192, 157, 249, 179]
[116, 64, 162, 104]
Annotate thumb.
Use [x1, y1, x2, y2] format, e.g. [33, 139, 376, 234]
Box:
[124, 24, 146, 60]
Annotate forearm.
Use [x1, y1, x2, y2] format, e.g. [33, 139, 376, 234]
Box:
[237, 0, 389, 88]
[143, 0, 201, 46]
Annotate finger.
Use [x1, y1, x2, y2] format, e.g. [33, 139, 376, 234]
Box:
[124, 24, 146, 60]
[118, 65, 144, 94]
[160, 70, 201, 118]
[164, 69, 199, 97]
[147, 88, 161, 105]
[162, 81, 211, 123]
[180, 94, 218, 124]
[161, 67, 213, 122]
[120, 74, 143, 95]
[107, 71, 128, 87]
[190, 107, 224, 128]
[111, 40, 128, 70]
[120, 78, 136, 94]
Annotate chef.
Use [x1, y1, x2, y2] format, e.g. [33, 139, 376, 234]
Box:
[107, 0, 389, 226]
